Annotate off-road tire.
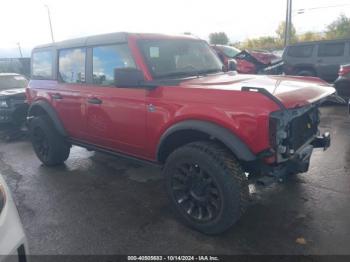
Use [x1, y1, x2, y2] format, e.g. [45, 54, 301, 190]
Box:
[30, 115, 70, 166]
[296, 69, 316, 77]
[163, 141, 249, 235]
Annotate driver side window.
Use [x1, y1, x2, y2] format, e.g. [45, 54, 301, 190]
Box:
[92, 44, 136, 86]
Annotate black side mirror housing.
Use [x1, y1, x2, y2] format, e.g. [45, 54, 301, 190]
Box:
[228, 59, 237, 72]
[114, 68, 145, 87]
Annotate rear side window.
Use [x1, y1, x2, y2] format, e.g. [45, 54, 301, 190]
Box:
[318, 42, 345, 57]
[287, 45, 314, 58]
[59, 48, 86, 83]
[32, 51, 53, 79]
[92, 44, 136, 86]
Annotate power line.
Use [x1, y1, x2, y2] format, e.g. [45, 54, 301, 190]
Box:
[295, 3, 350, 13]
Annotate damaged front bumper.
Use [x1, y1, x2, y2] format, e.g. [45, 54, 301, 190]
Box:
[257, 132, 331, 184]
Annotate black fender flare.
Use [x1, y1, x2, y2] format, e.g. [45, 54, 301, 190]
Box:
[156, 120, 256, 162]
[27, 100, 67, 137]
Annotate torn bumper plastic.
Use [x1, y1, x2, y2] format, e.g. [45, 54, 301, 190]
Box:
[257, 132, 331, 184]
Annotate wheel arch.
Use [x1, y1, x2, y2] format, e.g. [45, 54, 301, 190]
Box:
[156, 120, 256, 163]
[27, 100, 67, 137]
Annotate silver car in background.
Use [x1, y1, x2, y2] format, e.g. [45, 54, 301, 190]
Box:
[0, 173, 28, 262]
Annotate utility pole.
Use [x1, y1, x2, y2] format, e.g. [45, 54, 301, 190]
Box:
[17, 42, 23, 58]
[45, 4, 55, 43]
[288, 0, 293, 44]
[284, 0, 293, 47]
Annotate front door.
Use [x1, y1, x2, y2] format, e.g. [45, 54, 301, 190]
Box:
[84, 44, 148, 157]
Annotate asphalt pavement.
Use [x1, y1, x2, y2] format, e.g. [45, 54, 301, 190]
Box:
[0, 105, 349, 255]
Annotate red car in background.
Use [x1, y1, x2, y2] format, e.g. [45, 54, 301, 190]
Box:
[212, 45, 283, 75]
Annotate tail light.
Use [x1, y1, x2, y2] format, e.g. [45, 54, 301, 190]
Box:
[339, 65, 350, 76]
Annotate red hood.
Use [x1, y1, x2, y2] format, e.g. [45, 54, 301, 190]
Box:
[180, 73, 335, 109]
[249, 51, 279, 64]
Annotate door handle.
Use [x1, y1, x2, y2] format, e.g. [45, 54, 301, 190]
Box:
[52, 93, 62, 100]
[87, 97, 102, 105]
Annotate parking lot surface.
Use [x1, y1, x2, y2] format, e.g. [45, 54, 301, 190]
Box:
[0, 105, 349, 255]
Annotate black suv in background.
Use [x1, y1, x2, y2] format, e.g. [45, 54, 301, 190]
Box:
[283, 39, 350, 82]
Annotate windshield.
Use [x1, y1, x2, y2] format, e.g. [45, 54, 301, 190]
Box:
[139, 39, 223, 79]
[0, 75, 28, 90]
[218, 45, 241, 58]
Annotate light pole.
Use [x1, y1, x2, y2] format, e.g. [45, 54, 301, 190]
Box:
[284, 0, 293, 47]
[17, 42, 23, 58]
[44, 4, 55, 43]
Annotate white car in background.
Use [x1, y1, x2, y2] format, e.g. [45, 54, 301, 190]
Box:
[0, 173, 28, 262]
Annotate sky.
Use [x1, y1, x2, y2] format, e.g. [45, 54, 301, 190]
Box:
[0, 0, 350, 57]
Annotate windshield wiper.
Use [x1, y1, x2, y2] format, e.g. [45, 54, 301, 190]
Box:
[156, 71, 199, 79]
[156, 69, 222, 79]
[196, 69, 223, 75]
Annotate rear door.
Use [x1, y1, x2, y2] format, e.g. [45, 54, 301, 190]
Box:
[54, 47, 88, 139]
[316, 41, 347, 82]
[84, 43, 148, 157]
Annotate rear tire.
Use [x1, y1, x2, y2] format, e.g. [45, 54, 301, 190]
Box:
[163, 141, 249, 235]
[296, 69, 316, 77]
[30, 115, 70, 166]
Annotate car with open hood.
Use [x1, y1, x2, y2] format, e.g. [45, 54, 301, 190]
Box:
[26, 32, 335, 234]
[211, 44, 283, 75]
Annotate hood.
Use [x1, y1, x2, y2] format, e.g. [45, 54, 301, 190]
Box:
[180, 73, 335, 109]
[0, 88, 25, 98]
[249, 51, 279, 65]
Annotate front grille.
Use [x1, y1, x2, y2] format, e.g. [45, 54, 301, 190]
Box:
[0, 109, 12, 122]
[288, 108, 319, 150]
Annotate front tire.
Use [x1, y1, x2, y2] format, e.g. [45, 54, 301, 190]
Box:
[163, 141, 249, 235]
[30, 115, 70, 166]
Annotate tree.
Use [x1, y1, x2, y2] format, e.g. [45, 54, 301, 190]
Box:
[298, 31, 324, 42]
[275, 21, 297, 44]
[238, 36, 281, 50]
[209, 32, 229, 45]
[325, 14, 350, 39]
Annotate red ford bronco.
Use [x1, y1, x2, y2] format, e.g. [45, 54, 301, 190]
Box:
[26, 33, 334, 234]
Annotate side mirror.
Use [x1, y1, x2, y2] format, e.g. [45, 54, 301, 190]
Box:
[228, 59, 237, 72]
[114, 68, 145, 87]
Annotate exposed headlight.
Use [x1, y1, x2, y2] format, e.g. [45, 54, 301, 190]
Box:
[0, 183, 6, 215]
[0, 100, 8, 108]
